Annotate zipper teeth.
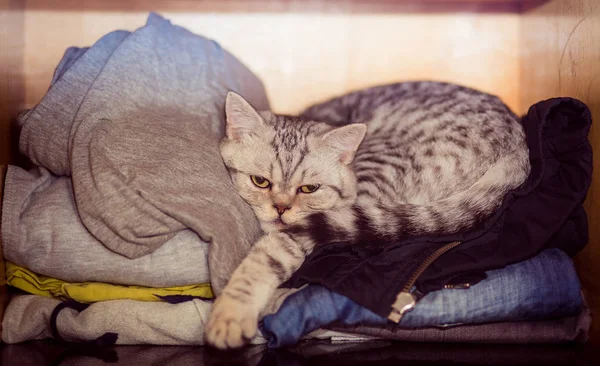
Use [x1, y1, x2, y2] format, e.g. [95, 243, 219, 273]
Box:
[401, 241, 461, 293]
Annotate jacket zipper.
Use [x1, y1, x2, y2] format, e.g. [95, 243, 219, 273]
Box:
[388, 241, 462, 323]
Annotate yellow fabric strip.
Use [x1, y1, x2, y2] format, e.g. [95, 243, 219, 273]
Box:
[6, 262, 213, 303]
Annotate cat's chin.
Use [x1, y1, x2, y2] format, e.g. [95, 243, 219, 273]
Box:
[260, 218, 288, 232]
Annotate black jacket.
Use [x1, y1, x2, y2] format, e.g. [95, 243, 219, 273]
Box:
[284, 98, 592, 318]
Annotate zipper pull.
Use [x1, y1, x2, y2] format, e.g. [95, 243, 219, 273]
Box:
[387, 241, 461, 323]
[387, 291, 416, 323]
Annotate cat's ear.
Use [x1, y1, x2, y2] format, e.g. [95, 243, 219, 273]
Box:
[225, 91, 265, 140]
[321, 124, 367, 164]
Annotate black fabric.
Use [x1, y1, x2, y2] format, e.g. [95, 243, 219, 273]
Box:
[284, 98, 593, 318]
[156, 294, 213, 304]
[50, 300, 119, 347]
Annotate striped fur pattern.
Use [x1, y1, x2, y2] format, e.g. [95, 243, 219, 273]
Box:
[205, 82, 530, 349]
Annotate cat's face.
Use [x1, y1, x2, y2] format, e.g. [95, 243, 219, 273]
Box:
[220, 92, 366, 232]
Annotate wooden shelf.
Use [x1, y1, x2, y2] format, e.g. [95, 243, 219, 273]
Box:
[4, 0, 532, 14]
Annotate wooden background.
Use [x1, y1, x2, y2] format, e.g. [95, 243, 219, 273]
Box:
[1, 0, 599, 342]
[520, 0, 600, 342]
[1, 0, 525, 165]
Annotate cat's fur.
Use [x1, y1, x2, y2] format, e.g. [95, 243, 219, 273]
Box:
[205, 82, 531, 349]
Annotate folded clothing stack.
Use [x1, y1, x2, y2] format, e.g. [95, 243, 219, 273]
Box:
[1, 13, 268, 345]
[263, 249, 588, 347]
[0, 13, 593, 347]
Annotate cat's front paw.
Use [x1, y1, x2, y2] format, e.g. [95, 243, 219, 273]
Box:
[205, 293, 259, 349]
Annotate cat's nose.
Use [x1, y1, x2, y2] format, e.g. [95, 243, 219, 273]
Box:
[273, 203, 291, 215]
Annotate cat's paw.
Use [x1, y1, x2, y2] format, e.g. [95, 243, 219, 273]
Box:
[205, 293, 258, 349]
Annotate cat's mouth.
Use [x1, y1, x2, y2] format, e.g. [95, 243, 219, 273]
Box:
[273, 217, 287, 228]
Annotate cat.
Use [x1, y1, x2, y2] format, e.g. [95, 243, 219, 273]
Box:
[205, 82, 531, 349]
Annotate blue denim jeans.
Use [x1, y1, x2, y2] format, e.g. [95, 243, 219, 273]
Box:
[261, 249, 582, 348]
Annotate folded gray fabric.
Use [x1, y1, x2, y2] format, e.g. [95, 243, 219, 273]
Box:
[1, 294, 367, 346]
[17, 14, 267, 291]
[328, 304, 591, 344]
[2, 165, 210, 287]
[2, 295, 224, 345]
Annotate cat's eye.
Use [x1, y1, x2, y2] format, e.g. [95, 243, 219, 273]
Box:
[298, 184, 320, 194]
[251, 175, 270, 189]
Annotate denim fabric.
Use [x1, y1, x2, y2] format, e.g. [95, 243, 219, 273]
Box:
[262, 249, 582, 348]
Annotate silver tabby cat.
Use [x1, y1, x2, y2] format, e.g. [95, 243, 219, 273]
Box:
[205, 82, 531, 349]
